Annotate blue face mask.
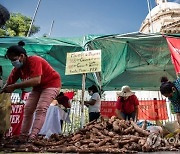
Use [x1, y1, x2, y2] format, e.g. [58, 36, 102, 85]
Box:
[11, 59, 23, 68]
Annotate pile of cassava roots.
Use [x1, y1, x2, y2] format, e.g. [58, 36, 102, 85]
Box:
[1, 116, 180, 153]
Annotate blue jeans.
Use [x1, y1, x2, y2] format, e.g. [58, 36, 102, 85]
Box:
[121, 112, 136, 121]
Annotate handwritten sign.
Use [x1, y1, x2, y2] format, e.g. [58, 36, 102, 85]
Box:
[65, 50, 101, 75]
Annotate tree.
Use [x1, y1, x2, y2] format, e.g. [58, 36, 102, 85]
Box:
[0, 4, 10, 27]
[0, 13, 40, 37]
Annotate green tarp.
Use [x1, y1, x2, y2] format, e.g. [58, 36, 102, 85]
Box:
[0, 33, 178, 91]
[86, 33, 177, 90]
[0, 36, 100, 90]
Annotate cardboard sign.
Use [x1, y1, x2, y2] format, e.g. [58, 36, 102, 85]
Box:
[65, 50, 101, 75]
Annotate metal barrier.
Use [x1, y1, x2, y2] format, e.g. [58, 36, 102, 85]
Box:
[10, 92, 177, 135]
[62, 98, 177, 134]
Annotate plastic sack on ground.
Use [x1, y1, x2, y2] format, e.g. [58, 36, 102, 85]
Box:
[163, 121, 180, 138]
[146, 126, 163, 134]
[163, 121, 179, 133]
[0, 93, 11, 135]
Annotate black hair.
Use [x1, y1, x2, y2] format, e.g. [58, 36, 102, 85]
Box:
[160, 76, 174, 95]
[161, 76, 168, 83]
[5, 41, 27, 58]
[56, 92, 64, 99]
[88, 85, 98, 93]
[59, 92, 64, 96]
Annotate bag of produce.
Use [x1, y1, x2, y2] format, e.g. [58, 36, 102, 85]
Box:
[0, 93, 11, 137]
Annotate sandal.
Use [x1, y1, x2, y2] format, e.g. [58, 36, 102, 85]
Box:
[14, 135, 28, 145]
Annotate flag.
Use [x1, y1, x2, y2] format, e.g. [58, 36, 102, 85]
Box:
[166, 37, 180, 74]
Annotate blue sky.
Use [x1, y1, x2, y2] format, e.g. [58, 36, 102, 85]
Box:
[1, 0, 178, 37]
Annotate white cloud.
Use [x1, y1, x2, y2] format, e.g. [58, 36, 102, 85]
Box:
[174, 0, 180, 4]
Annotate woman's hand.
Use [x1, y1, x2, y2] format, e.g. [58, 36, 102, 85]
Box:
[79, 100, 89, 107]
[84, 101, 88, 105]
[115, 109, 124, 120]
[1, 84, 15, 93]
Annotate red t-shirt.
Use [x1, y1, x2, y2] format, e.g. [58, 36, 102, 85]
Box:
[7, 56, 61, 91]
[56, 96, 70, 108]
[116, 95, 139, 114]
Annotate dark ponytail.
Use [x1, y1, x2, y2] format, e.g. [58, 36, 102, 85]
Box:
[18, 41, 25, 47]
[5, 41, 27, 58]
[160, 76, 168, 83]
[160, 76, 174, 95]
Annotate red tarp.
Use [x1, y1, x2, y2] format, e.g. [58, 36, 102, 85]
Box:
[6, 104, 24, 136]
[138, 99, 168, 120]
[101, 101, 117, 118]
[166, 37, 180, 74]
[100, 100, 168, 120]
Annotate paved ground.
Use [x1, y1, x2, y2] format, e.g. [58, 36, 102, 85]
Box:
[139, 152, 180, 154]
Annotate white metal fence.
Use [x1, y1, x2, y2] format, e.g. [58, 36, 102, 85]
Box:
[10, 91, 177, 134]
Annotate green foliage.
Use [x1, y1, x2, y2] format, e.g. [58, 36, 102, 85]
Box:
[0, 28, 6, 36]
[0, 13, 40, 37]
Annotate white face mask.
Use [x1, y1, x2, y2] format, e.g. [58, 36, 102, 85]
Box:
[11, 59, 23, 68]
[89, 91, 93, 96]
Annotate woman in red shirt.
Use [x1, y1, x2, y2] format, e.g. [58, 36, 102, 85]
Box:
[116, 86, 139, 121]
[1, 41, 61, 142]
[51, 92, 71, 128]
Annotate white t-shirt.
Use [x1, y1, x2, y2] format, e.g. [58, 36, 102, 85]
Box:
[88, 92, 101, 113]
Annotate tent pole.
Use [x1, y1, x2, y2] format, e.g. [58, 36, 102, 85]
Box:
[27, 0, 42, 37]
[48, 20, 54, 37]
[129, 43, 149, 65]
[80, 73, 86, 128]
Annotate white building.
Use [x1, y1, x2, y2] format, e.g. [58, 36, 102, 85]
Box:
[139, 0, 180, 34]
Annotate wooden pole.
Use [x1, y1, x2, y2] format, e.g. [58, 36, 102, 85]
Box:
[80, 73, 86, 128]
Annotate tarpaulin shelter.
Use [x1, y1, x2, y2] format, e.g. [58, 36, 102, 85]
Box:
[86, 33, 178, 90]
[0, 36, 99, 90]
[0, 33, 178, 91]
